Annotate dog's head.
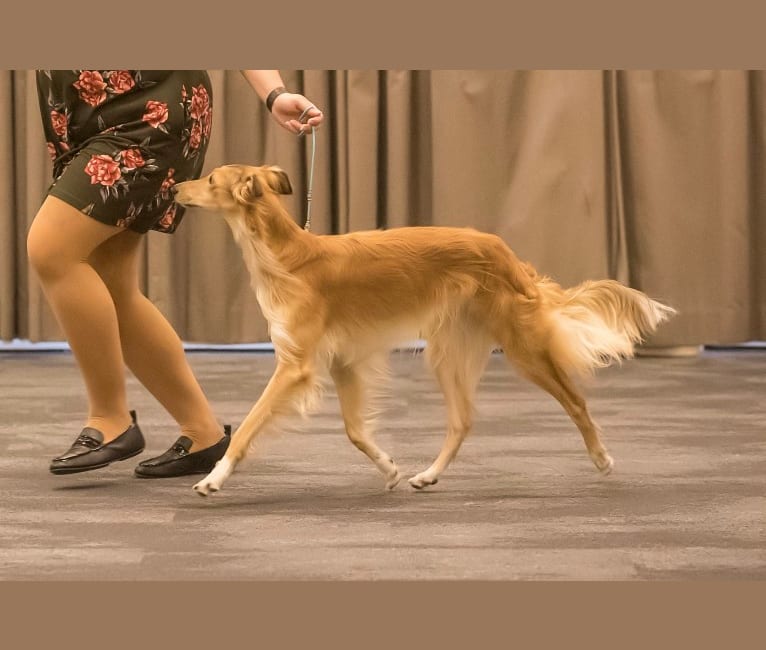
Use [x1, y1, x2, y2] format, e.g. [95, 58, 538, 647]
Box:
[173, 164, 293, 212]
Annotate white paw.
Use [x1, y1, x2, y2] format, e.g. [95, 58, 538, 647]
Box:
[193, 476, 221, 497]
[595, 453, 615, 476]
[192, 457, 233, 497]
[408, 473, 439, 490]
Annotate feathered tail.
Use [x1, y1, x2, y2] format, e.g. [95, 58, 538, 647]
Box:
[537, 278, 676, 376]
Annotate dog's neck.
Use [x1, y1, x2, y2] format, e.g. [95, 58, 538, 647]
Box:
[224, 194, 309, 305]
[243, 194, 306, 254]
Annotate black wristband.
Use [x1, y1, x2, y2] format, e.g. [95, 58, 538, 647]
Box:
[265, 86, 288, 112]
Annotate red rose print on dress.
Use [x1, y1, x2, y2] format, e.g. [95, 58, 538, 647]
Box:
[121, 148, 146, 170]
[160, 168, 176, 195]
[84, 154, 121, 187]
[190, 85, 211, 120]
[189, 121, 202, 150]
[46, 142, 57, 161]
[202, 112, 212, 138]
[108, 70, 135, 94]
[179, 83, 212, 159]
[142, 100, 169, 130]
[158, 203, 177, 230]
[50, 110, 68, 138]
[73, 71, 108, 107]
[192, 85, 212, 138]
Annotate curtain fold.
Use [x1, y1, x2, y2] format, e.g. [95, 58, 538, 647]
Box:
[0, 72, 15, 340]
[617, 70, 764, 345]
[748, 72, 766, 336]
[2, 70, 764, 345]
[603, 70, 630, 285]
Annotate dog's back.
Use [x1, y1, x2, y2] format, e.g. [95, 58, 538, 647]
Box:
[297, 226, 537, 358]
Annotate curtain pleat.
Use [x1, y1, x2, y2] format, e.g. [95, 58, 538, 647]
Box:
[604, 70, 630, 285]
[0, 72, 15, 340]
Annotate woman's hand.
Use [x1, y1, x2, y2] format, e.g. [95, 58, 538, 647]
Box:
[270, 92, 324, 135]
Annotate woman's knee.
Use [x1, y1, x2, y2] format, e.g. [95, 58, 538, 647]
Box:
[26, 215, 72, 281]
[27, 196, 121, 282]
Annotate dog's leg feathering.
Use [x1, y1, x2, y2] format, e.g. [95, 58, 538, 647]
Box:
[330, 357, 400, 490]
[508, 349, 615, 476]
[193, 358, 318, 496]
[409, 324, 490, 490]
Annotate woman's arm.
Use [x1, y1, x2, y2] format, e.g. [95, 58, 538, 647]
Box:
[240, 70, 324, 135]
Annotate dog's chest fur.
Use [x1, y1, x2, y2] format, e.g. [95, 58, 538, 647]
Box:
[225, 217, 294, 328]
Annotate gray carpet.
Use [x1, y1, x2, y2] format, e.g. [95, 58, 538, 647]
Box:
[1, 349, 764, 580]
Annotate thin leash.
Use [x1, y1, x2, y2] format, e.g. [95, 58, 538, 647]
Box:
[297, 106, 317, 232]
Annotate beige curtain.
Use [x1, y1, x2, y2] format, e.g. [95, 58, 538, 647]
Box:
[616, 71, 765, 344]
[1, 70, 764, 345]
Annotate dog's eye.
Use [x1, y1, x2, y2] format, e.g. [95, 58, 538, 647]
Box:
[209, 174, 216, 186]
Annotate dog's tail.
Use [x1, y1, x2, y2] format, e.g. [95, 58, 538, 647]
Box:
[536, 277, 676, 377]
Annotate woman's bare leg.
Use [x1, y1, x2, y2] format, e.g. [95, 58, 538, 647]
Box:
[88, 229, 222, 450]
[26, 196, 132, 441]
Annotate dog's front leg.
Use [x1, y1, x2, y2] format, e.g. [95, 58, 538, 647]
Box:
[193, 361, 314, 496]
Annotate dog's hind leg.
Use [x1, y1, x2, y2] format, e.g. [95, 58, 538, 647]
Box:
[329, 355, 400, 490]
[409, 324, 491, 490]
[508, 349, 614, 475]
[193, 357, 318, 496]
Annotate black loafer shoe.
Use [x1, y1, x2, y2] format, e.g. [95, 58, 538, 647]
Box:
[50, 410, 145, 475]
[134, 425, 231, 478]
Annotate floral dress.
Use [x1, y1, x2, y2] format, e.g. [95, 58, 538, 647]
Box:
[36, 70, 213, 234]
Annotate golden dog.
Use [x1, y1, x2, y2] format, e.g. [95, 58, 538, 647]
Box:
[173, 164, 674, 496]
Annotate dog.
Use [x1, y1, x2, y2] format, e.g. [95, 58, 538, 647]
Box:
[173, 164, 675, 497]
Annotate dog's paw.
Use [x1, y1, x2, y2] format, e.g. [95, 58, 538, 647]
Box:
[594, 452, 615, 476]
[375, 456, 401, 491]
[193, 477, 220, 497]
[385, 468, 401, 491]
[192, 457, 233, 497]
[408, 473, 439, 490]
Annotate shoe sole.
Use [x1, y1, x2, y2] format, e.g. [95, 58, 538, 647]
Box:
[49, 447, 145, 475]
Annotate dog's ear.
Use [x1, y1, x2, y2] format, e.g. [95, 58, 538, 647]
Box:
[234, 175, 263, 204]
[265, 166, 293, 195]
